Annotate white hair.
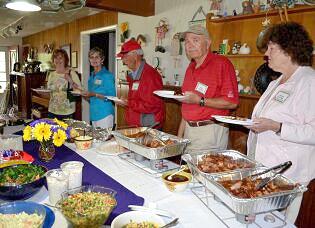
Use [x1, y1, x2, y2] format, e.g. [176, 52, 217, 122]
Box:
[129, 49, 144, 56]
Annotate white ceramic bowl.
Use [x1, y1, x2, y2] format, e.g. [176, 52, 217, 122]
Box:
[111, 211, 165, 228]
[74, 135, 93, 150]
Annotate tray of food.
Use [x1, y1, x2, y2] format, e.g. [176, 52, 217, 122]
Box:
[112, 127, 190, 160]
[203, 167, 307, 215]
[182, 150, 261, 185]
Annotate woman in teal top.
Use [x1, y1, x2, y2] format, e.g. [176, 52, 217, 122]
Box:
[83, 47, 116, 128]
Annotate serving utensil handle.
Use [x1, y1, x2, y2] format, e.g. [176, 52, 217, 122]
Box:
[251, 161, 292, 178]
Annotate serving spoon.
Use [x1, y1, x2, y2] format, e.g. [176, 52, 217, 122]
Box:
[161, 217, 179, 228]
[167, 166, 186, 180]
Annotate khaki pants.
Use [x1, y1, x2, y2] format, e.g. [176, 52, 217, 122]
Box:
[184, 122, 229, 153]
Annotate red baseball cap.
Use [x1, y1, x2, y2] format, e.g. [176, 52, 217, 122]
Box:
[117, 39, 142, 57]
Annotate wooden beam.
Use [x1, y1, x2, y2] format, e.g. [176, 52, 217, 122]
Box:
[86, 0, 155, 17]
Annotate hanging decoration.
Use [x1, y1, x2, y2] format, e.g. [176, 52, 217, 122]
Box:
[120, 22, 129, 43]
[136, 34, 146, 47]
[189, 6, 207, 27]
[170, 33, 184, 70]
[155, 18, 169, 53]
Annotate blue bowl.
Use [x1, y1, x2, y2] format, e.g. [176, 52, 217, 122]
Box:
[0, 201, 46, 226]
[0, 164, 47, 200]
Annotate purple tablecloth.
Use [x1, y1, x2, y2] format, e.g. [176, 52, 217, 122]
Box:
[23, 140, 144, 224]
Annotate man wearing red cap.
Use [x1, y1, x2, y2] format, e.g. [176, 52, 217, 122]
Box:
[116, 39, 165, 128]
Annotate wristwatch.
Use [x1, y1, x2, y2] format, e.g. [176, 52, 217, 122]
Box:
[276, 123, 282, 135]
[199, 97, 205, 106]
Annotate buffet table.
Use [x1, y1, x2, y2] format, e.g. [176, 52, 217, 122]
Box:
[2, 125, 296, 227]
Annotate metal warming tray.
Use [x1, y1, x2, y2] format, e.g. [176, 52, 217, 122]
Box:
[112, 127, 190, 160]
[203, 167, 307, 215]
[182, 150, 261, 186]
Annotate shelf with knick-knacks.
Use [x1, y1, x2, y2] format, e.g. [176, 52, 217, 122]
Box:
[206, 4, 315, 95]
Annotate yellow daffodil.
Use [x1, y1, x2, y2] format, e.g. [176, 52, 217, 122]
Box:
[53, 129, 67, 147]
[22, 126, 32, 141]
[54, 118, 68, 129]
[33, 123, 52, 142]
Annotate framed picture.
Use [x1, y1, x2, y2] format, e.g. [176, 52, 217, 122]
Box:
[22, 44, 31, 62]
[60, 44, 71, 66]
[71, 51, 77, 68]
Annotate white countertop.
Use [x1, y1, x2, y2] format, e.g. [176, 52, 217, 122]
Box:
[1, 126, 296, 228]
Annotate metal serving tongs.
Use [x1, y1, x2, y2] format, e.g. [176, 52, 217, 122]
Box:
[142, 122, 167, 145]
[251, 161, 292, 190]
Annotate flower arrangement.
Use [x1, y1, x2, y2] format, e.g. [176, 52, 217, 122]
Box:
[23, 118, 75, 147]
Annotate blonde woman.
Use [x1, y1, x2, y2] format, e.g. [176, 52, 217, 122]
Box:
[47, 49, 81, 120]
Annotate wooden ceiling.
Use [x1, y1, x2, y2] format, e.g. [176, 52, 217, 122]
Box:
[86, 0, 155, 16]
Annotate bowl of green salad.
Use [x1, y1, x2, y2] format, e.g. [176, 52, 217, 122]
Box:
[57, 185, 117, 227]
[0, 164, 47, 200]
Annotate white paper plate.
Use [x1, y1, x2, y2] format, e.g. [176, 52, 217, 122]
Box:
[96, 140, 128, 156]
[153, 90, 186, 99]
[32, 88, 51, 93]
[106, 96, 123, 102]
[212, 115, 254, 126]
[70, 90, 82, 96]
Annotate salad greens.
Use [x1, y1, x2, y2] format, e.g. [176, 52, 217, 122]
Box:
[0, 164, 46, 186]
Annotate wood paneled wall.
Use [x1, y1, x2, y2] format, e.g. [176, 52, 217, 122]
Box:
[22, 11, 118, 69]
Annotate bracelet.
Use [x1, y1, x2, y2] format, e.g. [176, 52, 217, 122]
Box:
[199, 97, 205, 107]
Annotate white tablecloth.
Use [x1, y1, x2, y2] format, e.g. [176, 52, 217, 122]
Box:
[2, 126, 296, 228]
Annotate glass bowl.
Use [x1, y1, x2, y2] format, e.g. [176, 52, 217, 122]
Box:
[57, 185, 117, 227]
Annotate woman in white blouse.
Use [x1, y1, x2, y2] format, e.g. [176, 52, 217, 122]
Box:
[247, 22, 315, 223]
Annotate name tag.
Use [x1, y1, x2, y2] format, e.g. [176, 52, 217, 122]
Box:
[275, 91, 290, 103]
[94, 79, 102, 85]
[195, 82, 208, 95]
[132, 82, 140, 90]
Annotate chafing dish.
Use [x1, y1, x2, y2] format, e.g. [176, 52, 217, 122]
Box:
[203, 167, 307, 215]
[64, 119, 92, 136]
[89, 127, 112, 142]
[182, 150, 261, 186]
[112, 127, 190, 160]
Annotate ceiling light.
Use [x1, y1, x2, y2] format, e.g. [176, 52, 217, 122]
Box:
[6, 0, 41, 12]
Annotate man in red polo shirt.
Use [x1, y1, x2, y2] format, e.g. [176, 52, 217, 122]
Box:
[116, 39, 165, 129]
[177, 25, 239, 151]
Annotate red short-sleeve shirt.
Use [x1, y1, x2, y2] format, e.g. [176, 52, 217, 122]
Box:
[181, 52, 239, 121]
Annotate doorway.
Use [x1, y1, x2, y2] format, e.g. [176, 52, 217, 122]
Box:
[80, 25, 117, 122]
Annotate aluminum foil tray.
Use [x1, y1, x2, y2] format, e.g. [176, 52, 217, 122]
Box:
[182, 150, 261, 184]
[112, 127, 190, 160]
[89, 127, 112, 142]
[64, 119, 92, 136]
[202, 167, 307, 215]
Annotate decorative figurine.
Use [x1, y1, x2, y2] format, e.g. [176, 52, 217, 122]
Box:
[239, 43, 251, 54]
[209, 0, 223, 16]
[242, 0, 254, 14]
[155, 18, 169, 53]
